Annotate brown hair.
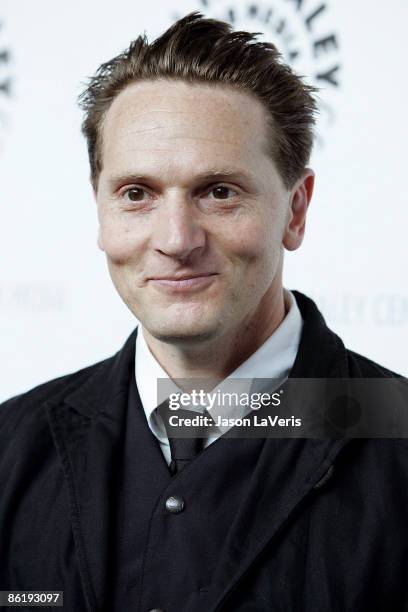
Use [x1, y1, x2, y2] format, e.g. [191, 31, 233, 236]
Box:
[78, 11, 318, 189]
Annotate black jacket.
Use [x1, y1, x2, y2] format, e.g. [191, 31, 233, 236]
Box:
[1, 291, 407, 612]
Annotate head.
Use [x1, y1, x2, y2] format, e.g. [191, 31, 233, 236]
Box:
[79, 12, 317, 345]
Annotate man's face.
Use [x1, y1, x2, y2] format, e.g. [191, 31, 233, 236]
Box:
[95, 79, 300, 343]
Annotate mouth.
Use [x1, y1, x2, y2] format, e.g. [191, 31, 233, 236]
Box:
[148, 273, 218, 293]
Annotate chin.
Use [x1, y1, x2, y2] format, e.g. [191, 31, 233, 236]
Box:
[145, 317, 220, 344]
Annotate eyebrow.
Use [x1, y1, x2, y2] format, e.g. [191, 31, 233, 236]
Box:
[107, 168, 258, 191]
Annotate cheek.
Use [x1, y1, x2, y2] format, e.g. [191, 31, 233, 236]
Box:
[99, 219, 146, 264]
[226, 212, 283, 263]
[224, 213, 285, 297]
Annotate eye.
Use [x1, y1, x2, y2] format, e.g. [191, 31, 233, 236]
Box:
[124, 187, 147, 202]
[207, 185, 237, 200]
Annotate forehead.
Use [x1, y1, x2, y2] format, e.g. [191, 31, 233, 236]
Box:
[100, 79, 272, 176]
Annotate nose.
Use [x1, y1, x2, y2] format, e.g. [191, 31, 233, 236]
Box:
[152, 195, 206, 262]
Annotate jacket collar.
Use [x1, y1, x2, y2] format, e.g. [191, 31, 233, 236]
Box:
[62, 327, 138, 418]
[43, 291, 351, 612]
[290, 290, 349, 378]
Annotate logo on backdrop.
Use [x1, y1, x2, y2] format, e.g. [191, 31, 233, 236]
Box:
[0, 16, 12, 155]
[174, 0, 341, 146]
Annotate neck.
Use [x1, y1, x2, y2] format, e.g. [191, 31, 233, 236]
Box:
[142, 283, 287, 385]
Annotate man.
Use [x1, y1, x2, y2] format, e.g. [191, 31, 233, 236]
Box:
[0, 12, 407, 612]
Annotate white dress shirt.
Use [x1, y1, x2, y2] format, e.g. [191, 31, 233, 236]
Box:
[135, 288, 303, 465]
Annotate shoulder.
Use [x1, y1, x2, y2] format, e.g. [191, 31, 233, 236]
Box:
[0, 357, 113, 432]
[0, 327, 138, 440]
[342, 349, 408, 462]
[345, 348, 403, 378]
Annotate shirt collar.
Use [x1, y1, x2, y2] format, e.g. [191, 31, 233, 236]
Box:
[135, 288, 303, 441]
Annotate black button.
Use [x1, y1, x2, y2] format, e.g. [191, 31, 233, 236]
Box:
[165, 495, 185, 513]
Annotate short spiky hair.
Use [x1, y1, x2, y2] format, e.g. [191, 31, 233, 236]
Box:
[78, 11, 318, 189]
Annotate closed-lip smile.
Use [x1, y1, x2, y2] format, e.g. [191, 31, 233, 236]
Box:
[148, 273, 218, 292]
[151, 273, 217, 281]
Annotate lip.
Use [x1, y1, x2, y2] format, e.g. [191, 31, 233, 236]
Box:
[149, 273, 218, 293]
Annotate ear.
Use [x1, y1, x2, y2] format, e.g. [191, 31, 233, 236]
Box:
[282, 168, 315, 251]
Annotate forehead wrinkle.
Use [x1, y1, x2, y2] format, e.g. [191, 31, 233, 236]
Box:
[115, 109, 203, 122]
[117, 126, 237, 140]
[114, 106, 224, 126]
[121, 124, 169, 135]
[111, 131, 242, 150]
[136, 135, 238, 144]
[111, 121, 242, 151]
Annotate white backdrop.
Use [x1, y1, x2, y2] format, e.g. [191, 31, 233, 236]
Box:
[1, 0, 407, 402]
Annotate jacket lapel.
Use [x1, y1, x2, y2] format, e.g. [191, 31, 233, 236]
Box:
[43, 328, 139, 612]
[209, 436, 350, 610]
[209, 291, 353, 610]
